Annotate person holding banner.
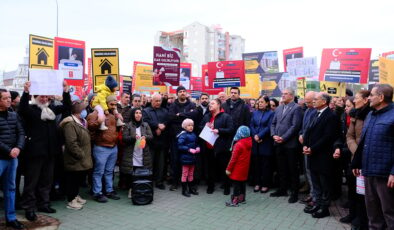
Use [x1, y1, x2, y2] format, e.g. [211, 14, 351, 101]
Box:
[352, 84, 394, 230]
[19, 81, 71, 221]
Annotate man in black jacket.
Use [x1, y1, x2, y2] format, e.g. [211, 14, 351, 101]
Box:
[222, 87, 250, 131]
[302, 92, 340, 218]
[143, 93, 170, 190]
[19, 81, 71, 221]
[168, 86, 196, 190]
[0, 89, 25, 229]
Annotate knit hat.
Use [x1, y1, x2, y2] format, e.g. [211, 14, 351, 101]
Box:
[10, 91, 19, 101]
[176, 86, 186, 94]
[106, 95, 117, 103]
[230, 126, 250, 151]
[181, 118, 194, 129]
[105, 75, 118, 90]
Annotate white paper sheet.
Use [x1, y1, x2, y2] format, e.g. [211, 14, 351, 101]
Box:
[29, 69, 64, 96]
[356, 176, 365, 195]
[199, 125, 219, 146]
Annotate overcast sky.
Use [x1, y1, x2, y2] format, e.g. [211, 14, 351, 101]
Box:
[1, 0, 393, 75]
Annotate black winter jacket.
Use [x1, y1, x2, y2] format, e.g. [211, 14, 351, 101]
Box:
[143, 106, 170, 148]
[200, 111, 234, 153]
[222, 98, 251, 131]
[168, 99, 196, 137]
[0, 110, 25, 159]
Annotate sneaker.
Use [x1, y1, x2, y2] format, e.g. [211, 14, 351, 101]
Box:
[128, 189, 132, 199]
[67, 199, 83, 210]
[106, 191, 120, 200]
[169, 184, 178, 191]
[99, 122, 108, 130]
[116, 119, 125, 127]
[76, 195, 87, 205]
[94, 194, 108, 203]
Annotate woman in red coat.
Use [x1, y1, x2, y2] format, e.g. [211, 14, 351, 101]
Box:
[225, 126, 252, 207]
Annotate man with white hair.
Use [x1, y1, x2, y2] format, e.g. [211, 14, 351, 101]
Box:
[143, 93, 170, 190]
[19, 81, 71, 221]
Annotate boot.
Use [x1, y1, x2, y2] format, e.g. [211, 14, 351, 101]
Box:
[181, 182, 190, 197]
[238, 194, 246, 204]
[225, 195, 239, 207]
[116, 118, 125, 127]
[188, 181, 199, 195]
[99, 122, 108, 130]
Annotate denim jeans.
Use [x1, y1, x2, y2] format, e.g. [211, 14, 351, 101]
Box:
[92, 145, 117, 195]
[0, 158, 18, 221]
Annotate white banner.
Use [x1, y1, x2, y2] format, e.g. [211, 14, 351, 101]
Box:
[29, 69, 64, 95]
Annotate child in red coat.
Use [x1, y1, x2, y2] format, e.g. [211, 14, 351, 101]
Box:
[226, 126, 252, 207]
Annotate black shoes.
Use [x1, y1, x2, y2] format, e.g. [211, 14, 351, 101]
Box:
[207, 185, 214, 194]
[6, 220, 25, 229]
[340, 214, 355, 223]
[188, 183, 199, 195]
[223, 186, 230, 195]
[181, 182, 191, 197]
[106, 191, 120, 200]
[93, 194, 108, 203]
[304, 205, 320, 214]
[37, 206, 56, 213]
[25, 210, 37, 221]
[156, 183, 165, 190]
[270, 190, 288, 197]
[312, 208, 330, 218]
[288, 194, 298, 203]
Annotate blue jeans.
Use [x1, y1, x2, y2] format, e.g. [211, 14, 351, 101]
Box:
[0, 158, 18, 221]
[92, 145, 117, 195]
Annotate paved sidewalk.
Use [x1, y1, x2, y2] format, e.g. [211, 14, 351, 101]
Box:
[38, 185, 351, 230]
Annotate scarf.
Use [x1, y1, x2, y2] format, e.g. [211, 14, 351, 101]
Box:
[230, 125, 250, 151]
[130, 107, 142, 128]
[32, 98, 56, 121]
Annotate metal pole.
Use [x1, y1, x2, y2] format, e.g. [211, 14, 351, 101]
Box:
[56, 0, 58, 37]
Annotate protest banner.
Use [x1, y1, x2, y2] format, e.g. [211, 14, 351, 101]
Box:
[238, 74, 261, 98]
[169, 63, 192, 94]
[379, 57, 394, 87]
[208, 60, 245, 88]
[320, 81, 346, 97]
[132, 61, 167, 95]
[243, 51, 279, 74]
[287, 57, 318, 80]
[29, 34, 55, 69]
[297, 77, 307, 98]
[319, 48, 371, 84]
[54, 37, 85, 86]
[283, 47, 303, 72]
[190, 76, 202, 99]
[260, 72, 290, 97]
[91, 48, 119, 92]
[29, 69, 63, 95]
[201, 64, 223, 95]
[153, 46, 181, 86]
[121, 75, 132, 95]
[382, 51, 394, 60]
[369, 59, 379, 83]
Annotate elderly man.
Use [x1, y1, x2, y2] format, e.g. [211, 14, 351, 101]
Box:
[217, 92, 227, 104]
[87, 95, 120, 203]
[19, 81, 71, 221]
[0, 89, 25, 229]
[143, 93, 170, 189]
[352, 84, 394, 230]
[302, 92, 340, 218]
[270, 88, 303, 203]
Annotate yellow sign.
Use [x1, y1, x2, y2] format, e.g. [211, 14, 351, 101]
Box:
[29, 34, 54, 69]
[297, 77, 306, 98]
[133, 63, 166, 94]
[379, 57, 394, 87]
[244, 60, 259, 71]
[239, 74, 260, 98]
[261, 81, 277, 91]
[320, 81, 346, 97]
[91, 48, 119, 92]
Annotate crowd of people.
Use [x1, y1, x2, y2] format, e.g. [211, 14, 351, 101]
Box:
[0, 75, 393, 230]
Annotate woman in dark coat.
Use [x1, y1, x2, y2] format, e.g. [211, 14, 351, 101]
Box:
[250, 96, 274, 193]
[121, 108, 153, 197]
[200, 98, 234, 195]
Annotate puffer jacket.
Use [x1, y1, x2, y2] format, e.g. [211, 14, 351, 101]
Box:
[0, 110, 25, 159]
[352, 103, 394, 177]
[87, 110, 118, 147]
[177, 131, 199, 165]
[60, 116, 93, 171]
[91, 84, 115, 111]
[120, 121, 153, 174]
[226, 137, 252, 181]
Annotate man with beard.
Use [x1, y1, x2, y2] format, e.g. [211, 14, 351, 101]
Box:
[222, 87, 251, 131]
[168, 86, 196, 191]
[19, 81, 71, 221]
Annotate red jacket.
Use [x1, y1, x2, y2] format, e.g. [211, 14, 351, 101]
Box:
[226, 137, 252, 181]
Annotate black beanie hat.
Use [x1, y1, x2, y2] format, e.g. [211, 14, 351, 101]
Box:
[105, 75, 118, 90]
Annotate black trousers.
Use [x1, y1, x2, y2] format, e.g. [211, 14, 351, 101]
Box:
[232, 180, 246, 196]
[152, 146, 168, 184]
[275, 146, 299, 193]
[310, 170, 331, 209]
[203, 148, 231, 188]
[21, 156, 55, 211]
[347, 173, 368, 228]
[253, 155, 273, 187]
[65, 170, 87, 202]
